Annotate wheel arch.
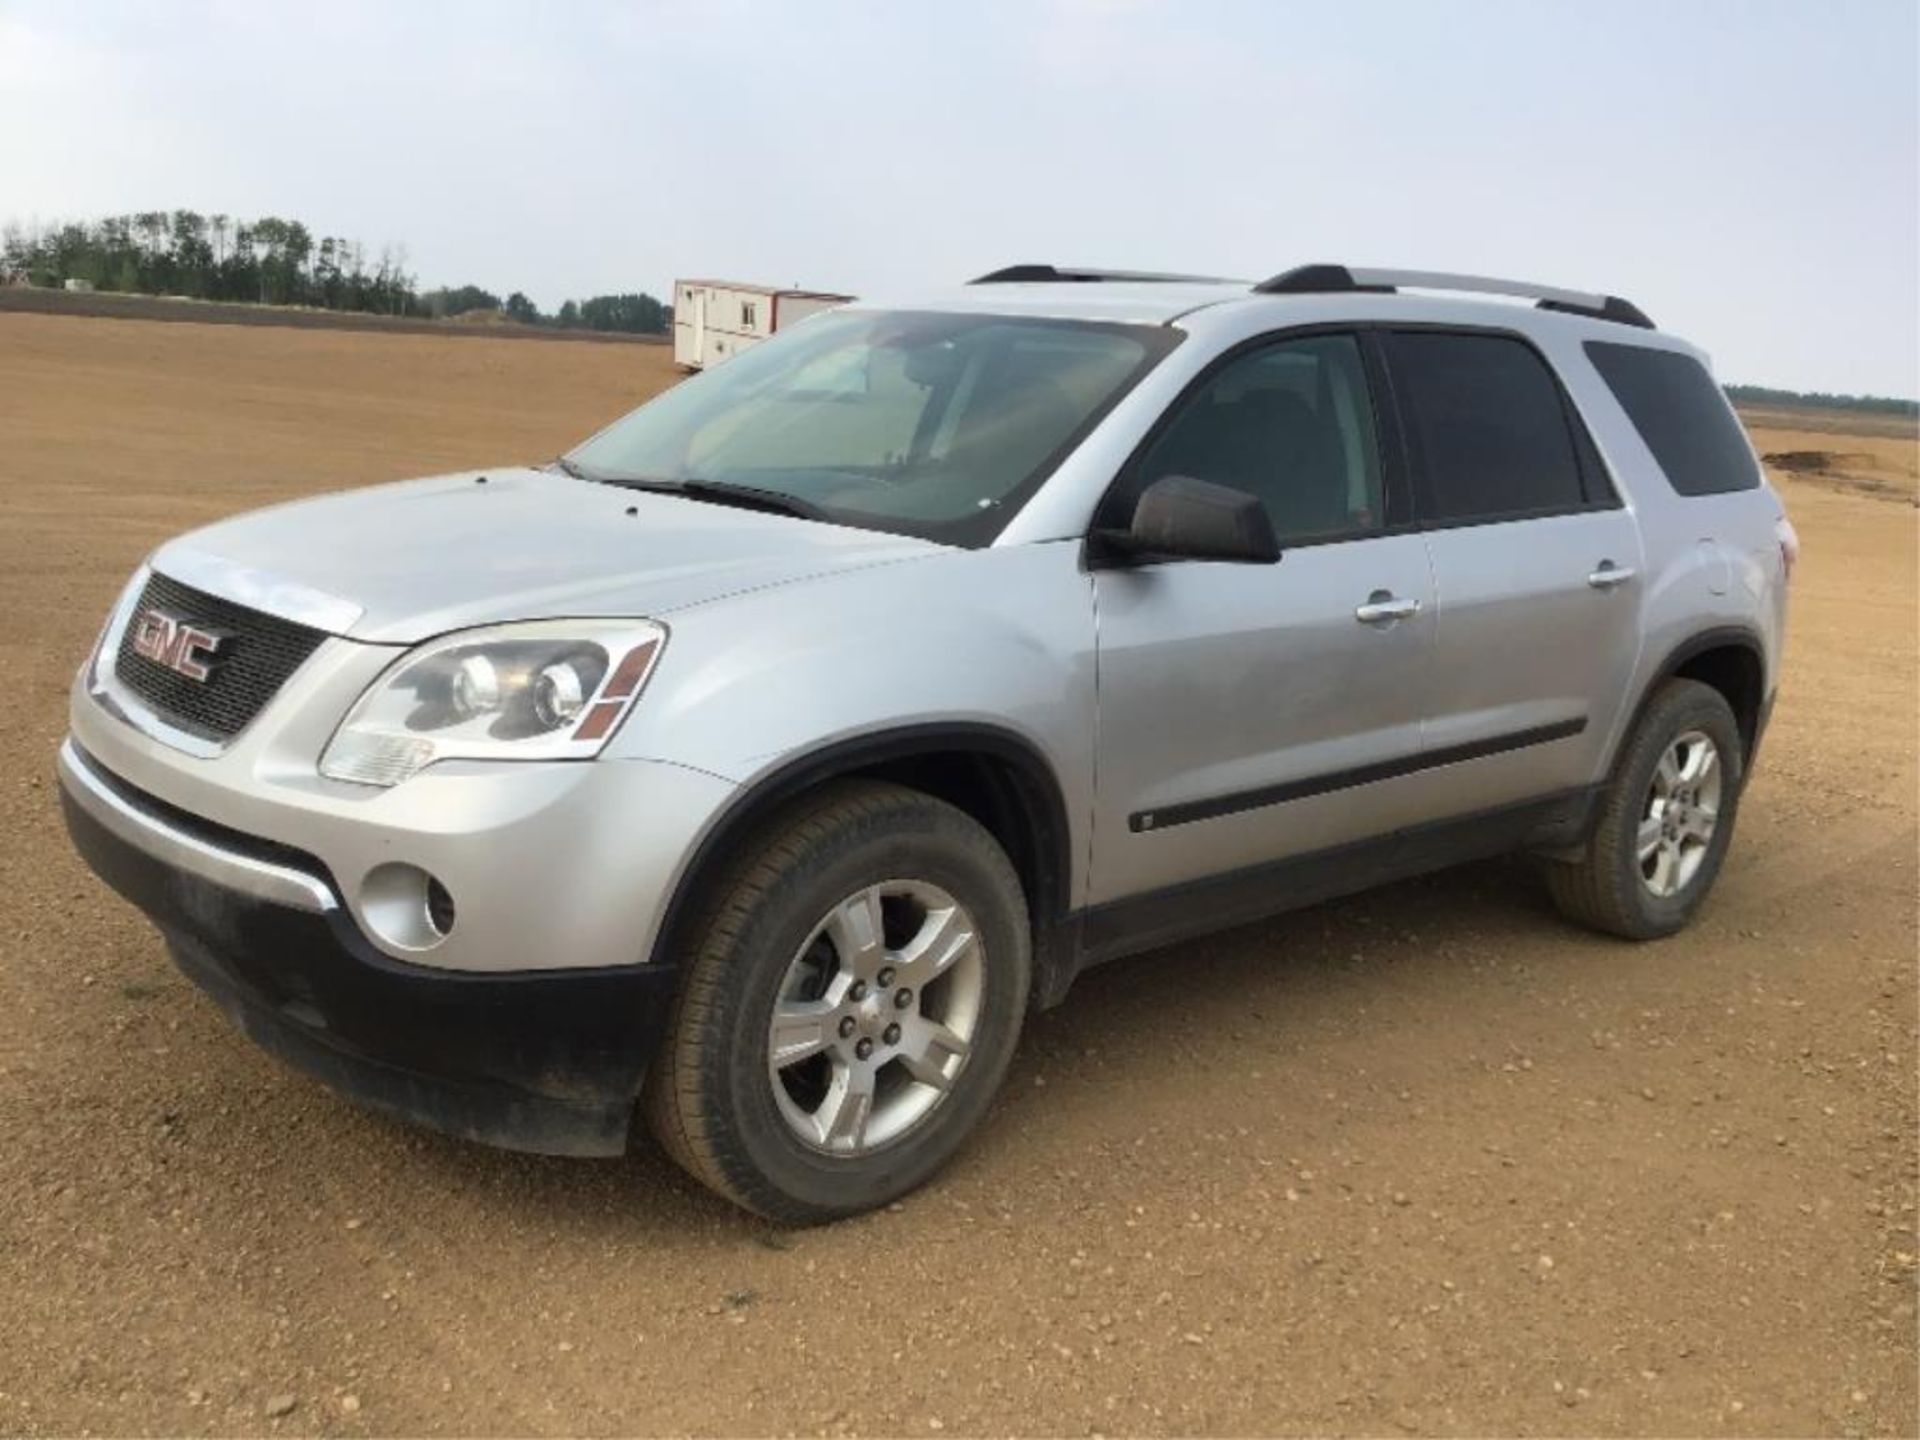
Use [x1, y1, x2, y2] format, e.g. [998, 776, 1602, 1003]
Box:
[1622, 626, 1769, 775]
[646, 723, 1078, 1009]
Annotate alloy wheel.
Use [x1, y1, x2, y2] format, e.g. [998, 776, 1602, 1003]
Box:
[766, 880, 985, 1156]
[1637, 729, 1723, 898]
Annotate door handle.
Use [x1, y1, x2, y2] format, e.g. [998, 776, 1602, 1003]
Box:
[1587, 561, 1636, 590]
[1355, 591, 1421, 624]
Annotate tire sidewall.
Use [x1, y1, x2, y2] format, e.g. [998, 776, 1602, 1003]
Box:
[706, 798, 1029, 1217]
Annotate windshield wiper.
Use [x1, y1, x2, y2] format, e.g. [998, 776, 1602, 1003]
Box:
[551, 455, 596, 480]
[577, 472, 830, 522]
[671, 479, 828, 521]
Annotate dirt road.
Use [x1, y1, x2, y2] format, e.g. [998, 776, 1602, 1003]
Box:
[1, 312, 1913, 1437]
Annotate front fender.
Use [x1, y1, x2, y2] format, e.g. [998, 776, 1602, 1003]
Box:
[609, 539, 1099, 901]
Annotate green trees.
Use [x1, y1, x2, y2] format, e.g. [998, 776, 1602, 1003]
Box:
[1, 212, 421, 316]
[529, 292, 671, 334]
[423, 284, 503, 318]
[575, 292, 670, 334]
[0, 212, 675, 334]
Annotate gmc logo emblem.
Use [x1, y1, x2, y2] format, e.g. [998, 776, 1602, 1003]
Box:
[131, 609, 223, 682]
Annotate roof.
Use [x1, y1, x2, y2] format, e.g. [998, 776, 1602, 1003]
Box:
[851, 263, 1661, 334]
[848, 281, 1251, 326]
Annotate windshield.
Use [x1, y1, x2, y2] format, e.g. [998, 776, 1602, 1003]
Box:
[566, 310, 1176, 545]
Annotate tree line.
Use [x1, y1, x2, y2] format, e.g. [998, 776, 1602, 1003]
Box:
[0, 212, 671, 335]
[1724, 383, 1916, 418]
[440, 282, 670, 335]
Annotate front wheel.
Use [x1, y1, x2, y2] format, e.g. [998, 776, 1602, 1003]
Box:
[645, 780, 1030, 1222]
[1546, 678, 1746, 939]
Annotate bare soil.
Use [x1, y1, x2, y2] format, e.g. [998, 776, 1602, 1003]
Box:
[1739, 408, 1918, 508]
[0, 312, 1913, 1437]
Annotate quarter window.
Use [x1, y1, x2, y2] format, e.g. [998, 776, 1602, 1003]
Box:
[1129, 333, 1384, 544]
[1387, 332, 1585, 522]
[1585, 341, 1759, 496]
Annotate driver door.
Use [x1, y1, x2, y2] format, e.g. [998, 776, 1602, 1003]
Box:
[1088, 332, 1438, 918]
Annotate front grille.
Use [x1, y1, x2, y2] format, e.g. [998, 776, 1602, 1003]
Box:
[113, 571, 330, 741]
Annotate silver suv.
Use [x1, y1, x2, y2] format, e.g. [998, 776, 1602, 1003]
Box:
[60, 264, 1796, 1220]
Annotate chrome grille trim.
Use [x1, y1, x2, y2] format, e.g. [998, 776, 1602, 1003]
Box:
[113, 571, 329, 742]
[155, 547, 364, 633]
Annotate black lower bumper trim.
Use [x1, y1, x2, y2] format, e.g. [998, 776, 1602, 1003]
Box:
[61, 760, 678, 1157]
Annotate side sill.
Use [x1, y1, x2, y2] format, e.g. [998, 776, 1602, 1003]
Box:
[1072, 786, 1601, 973]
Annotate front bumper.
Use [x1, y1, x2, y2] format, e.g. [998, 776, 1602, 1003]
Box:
[71, 631, 739, 977]
[59, 740, 678, 1155]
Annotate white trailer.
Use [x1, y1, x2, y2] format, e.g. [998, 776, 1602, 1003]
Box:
[673, 279, 852, 370]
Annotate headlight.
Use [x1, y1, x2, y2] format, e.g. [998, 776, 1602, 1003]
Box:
[320, 620, 666, 787]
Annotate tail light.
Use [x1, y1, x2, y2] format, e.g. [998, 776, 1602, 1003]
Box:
[1775, 516, 1801, 583]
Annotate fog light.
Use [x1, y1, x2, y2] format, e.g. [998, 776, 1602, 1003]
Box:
[360, 863, 452, 951]
[426, 877, 457, 936]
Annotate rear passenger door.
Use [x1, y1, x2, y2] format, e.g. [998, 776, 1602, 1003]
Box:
[1382, 329, 1643, 813]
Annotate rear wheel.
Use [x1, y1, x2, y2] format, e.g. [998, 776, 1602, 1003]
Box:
[1546, 678, 1745, 939]
[645, 780, 1030, 1222]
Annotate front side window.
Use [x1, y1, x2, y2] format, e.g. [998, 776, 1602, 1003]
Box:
[568, 310, 1174, 545]
[1387, 332, 1585, 523]
[1125, 333, 1385, 544]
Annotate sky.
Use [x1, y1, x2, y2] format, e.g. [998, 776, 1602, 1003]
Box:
[2, 0, 1915, 396]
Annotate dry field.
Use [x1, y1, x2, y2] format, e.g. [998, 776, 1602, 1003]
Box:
[0, 312, 1914, 1438]
[1738, 406, 1918, 507]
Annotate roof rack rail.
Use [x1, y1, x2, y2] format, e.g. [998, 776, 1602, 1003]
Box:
[970, 264, 1238, 286]
[1252, 264, 1655, 329]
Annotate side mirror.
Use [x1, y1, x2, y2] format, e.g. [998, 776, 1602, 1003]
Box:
[1096, 475, 1280, 566]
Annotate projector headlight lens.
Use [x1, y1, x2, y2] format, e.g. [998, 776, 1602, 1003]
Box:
[321, 619, 666, 787]
[533, 658, 588, 728]
[449, 653, 501, 718]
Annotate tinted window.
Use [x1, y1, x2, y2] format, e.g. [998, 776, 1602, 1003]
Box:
[1586, 341, 1759, 495]
[1130, 334, 1384, 544]
[1388, 332, 1585, 522]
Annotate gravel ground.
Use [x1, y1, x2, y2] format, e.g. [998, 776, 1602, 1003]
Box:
[0, 312, 1913, 1437]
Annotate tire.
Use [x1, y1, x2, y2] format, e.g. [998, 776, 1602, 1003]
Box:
[1546, 678, 1746, 940]
[644, 779, 1031, 1222]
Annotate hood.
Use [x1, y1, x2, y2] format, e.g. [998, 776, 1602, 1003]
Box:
[150, 467, 943, 644]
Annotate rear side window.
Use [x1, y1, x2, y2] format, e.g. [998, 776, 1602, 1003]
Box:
[1586, 342, 1759, 495]
[1387, 332, 1586, 523]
